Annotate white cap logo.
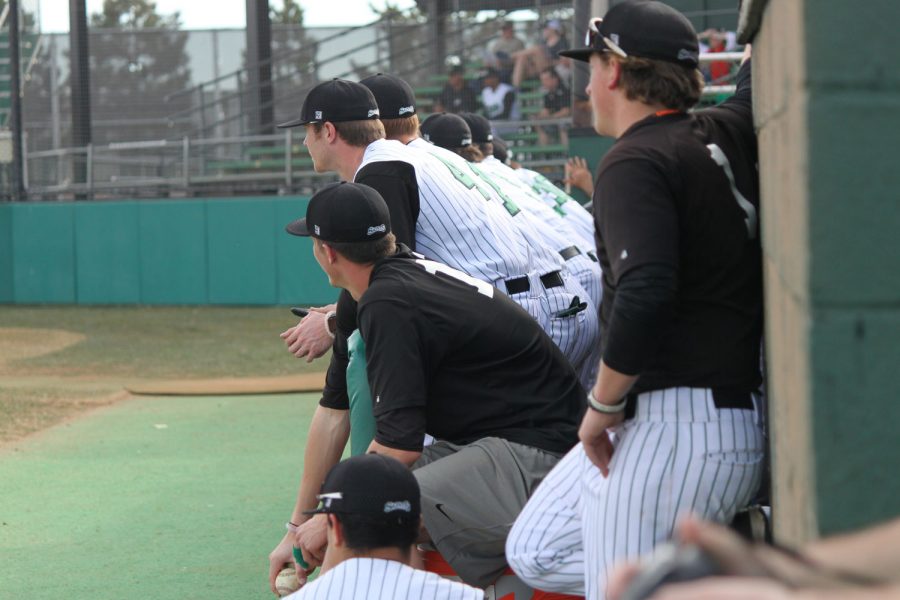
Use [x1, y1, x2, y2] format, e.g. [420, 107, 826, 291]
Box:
[367, 224, 386, 236]
[399, 105, 414, 115]
[314, 110, 323, 120]
[368, 108, 380, 118]
[314, 224, 321, 235]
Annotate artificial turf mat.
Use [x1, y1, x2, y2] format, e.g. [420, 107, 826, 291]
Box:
[0, 392, 318, 599]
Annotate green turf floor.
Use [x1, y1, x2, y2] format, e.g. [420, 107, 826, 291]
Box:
[0, 392, 318, 599]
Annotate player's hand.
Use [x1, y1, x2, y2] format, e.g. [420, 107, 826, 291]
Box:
[268, 531, 296, 595]
[280, 305, 334, 362]
[578, 405, 624, 476]
[294, 514, 328, 569]
[647, 577, 792, 600]
[564, 156, 594, 196]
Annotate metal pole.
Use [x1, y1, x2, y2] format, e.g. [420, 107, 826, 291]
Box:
[69, 0, 92, 199]
[284, 128, 292, 189]
[85, 143, 93, 198]
[245, 0, 273, 135]
[8, 0, 25, 200]
[182, 136, 190, 188]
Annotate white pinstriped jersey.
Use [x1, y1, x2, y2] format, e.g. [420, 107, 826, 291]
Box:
[284, 557, 485, 600]
[358, 139, 540, 286]
[516, 167, 596, 250]
[478, 156, 596, 254]
[402, 138, 565, 276]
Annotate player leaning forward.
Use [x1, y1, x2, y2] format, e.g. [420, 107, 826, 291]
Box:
[506, 2, 765, 599]
[280, 181, 583, 590]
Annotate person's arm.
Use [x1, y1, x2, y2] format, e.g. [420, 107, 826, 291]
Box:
[805, 518, 900, 582]
[355, 161, 419, 251]
[267, 405, 349, 593]
[367, 439, 422, 466]
[359, 295, 430, 455]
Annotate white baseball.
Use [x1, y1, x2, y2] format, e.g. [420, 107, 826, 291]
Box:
[275, 566, 302, 597]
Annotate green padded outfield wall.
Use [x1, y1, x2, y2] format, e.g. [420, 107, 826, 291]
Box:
[0, 197, 337, 307]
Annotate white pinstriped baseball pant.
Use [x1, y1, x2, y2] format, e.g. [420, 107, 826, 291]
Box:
[507, 270, 600, 391]
[505, 387, 765, 599]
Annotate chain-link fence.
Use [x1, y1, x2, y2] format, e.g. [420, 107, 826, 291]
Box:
[5, 0, 743, 200]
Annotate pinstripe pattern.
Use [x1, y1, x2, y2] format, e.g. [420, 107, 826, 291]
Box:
[285, 557, 485, 599]
[397, 138, 599, 382]
[516, 167, 596, 249]
[506, 387, 764, 598]
[478, 156, 603, 311]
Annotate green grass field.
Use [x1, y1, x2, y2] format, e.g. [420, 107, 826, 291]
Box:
[0, 305, 325, 598]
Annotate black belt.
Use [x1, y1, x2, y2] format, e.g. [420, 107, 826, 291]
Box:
[559, 246, 581, 261]
[504, 270, 565, 295]
[624, 388, 754, 420]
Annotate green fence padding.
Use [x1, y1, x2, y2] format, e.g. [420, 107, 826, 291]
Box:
[12, 202, 76, 303]
[139, 201, 209, 304]
[275, 198, 338, 307]
[0, 204, 12, 302]
[75, 202, 141, 304]
[2, 196, 337, 306]
[0, 392, 317, 599]
[207, 198, 278, 304]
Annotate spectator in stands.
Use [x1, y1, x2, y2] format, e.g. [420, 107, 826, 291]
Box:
[434, 65, 480, 114]
[511, 19, 570, 88]
[481, 67, 520, 129]
[698, 28, 739, 82]
[535, 66, 571, 146]
[486, 21, 525, 83]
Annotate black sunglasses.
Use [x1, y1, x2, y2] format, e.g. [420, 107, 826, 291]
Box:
[585, 17, 628, 58]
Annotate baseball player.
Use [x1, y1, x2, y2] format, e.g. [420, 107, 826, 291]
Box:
[505, 3, 765, 599]
[284, 454, 485, 600]
[359, 73, 598, 377]
[285, 182, 583, 588]
[418, 112, 602, 386]
[268, 78, 588, 590]
[459, 111, 598, 247]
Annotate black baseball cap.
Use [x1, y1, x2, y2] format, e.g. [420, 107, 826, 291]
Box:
[560, 0, 699, 68]
[360, 73, 417, 119]
[304, 454, 421, 518]
[285, 181, 391, 243]
[460, 112, 493, 144]
[277, 79, 380, 128]
[421, 113, 472, 149]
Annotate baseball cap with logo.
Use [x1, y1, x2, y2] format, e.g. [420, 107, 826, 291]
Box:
[360, 73, 417, 119]
[420, 113, 472, 149]
[304, 454, 421, 518]
[460, 112, 494, 144]
[277, 79, 380, 128]
[285, 181, 391, 243]
[560, 0, 699, 68]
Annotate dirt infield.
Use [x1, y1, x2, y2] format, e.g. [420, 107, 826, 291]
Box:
[0, 307, 328, 445]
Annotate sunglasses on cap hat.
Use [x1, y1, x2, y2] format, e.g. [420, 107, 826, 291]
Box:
[585, 17, 628, 59]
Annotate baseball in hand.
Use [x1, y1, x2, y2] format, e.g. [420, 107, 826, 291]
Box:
[275, 566, 302, 597]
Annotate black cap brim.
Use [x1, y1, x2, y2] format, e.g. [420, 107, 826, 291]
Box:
[285, 218, 311, 236]
[559, 48, 600, 63]
[277, 117, 312, 129]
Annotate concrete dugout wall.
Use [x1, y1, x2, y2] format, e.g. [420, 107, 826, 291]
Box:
[753, 0, 900, 543]
[0, 197, 337, 307]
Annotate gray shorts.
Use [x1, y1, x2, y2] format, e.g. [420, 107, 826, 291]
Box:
[412, 437, 562, 588]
